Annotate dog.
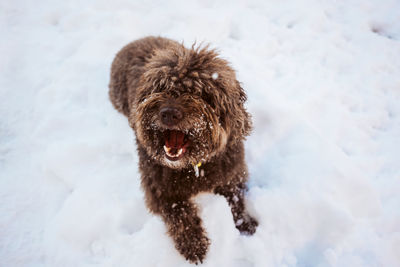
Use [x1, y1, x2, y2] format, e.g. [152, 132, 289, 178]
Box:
[109, 36, 258, 264]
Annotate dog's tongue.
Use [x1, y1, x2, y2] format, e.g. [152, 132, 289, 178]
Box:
[165, 130, 185, 148]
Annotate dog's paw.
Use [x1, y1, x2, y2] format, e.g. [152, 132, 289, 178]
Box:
[175, 227, 210, 264]
[235, 214, 258, 235]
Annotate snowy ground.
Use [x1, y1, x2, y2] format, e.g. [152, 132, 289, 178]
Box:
[1, 0, 400, 266]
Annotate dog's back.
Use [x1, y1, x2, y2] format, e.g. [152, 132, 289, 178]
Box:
[109, 36, 177, 116]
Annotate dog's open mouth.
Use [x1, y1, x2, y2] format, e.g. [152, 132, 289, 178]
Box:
[163, 130, 190, 161]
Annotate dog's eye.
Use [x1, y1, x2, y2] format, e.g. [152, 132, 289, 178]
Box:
[202, 93, 215, 109]
[219, 115, 226, 128]
[137, 93, 148, 103]
[168, 91, 180, 98]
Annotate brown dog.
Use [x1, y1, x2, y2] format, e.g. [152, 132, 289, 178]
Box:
[109, 36, 258, 264]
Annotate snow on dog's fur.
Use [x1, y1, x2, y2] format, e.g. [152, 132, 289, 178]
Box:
[109, 36, 257, 264]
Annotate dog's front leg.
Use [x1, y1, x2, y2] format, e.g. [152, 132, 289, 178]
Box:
[214, 182, 258, 235]
[160, 200, 210, 264]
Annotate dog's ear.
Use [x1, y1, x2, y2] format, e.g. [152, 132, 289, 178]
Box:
[223, 80, 252, 142]
[234, 81, 252, 137]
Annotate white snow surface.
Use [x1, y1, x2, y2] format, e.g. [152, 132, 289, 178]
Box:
[1, 0, 400, 266]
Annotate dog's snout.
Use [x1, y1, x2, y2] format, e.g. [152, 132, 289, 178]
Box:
[160, 107, 183, 126]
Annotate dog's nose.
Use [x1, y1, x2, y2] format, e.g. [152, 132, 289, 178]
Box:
[160, 107, 183, 126]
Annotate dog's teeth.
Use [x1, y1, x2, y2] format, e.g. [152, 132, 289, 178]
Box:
[164, 145, 184, 158]
[163, 145, 170, 153]
[177, 148, 183, 157]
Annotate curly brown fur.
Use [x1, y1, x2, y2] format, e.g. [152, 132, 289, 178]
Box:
[109, 36, 258, 264]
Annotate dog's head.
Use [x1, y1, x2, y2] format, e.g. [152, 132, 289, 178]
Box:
[130, 44, 251, 169]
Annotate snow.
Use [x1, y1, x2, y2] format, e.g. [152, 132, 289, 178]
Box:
[1, 0, 400, 266]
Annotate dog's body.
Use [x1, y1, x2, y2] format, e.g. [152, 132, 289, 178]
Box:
[109, 36, 257, 264]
